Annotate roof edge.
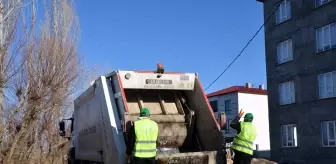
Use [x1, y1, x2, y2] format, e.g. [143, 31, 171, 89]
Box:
[207, 86, 267, 98]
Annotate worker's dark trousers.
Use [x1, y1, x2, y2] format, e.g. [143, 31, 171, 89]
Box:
[233, 150, 252, 164]
[132, 157, 156, 164]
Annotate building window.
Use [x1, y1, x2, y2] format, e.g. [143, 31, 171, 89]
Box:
[210, 100, 218, 112]
[321, 121, 336, 147]
[318, 71, 336, 99]
[277, 39, 293, 64]
[316, 23, 336, 53]
[225, 100, 231, 114]
[315, 0, 332, 7]
[279, 81, 295, 105]
[226, 119, 231, 133]
[276, 0, 291, 25]
[281, 124, 297, 147]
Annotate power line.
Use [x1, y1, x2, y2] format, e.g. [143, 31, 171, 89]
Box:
[204, 3, 282, 91]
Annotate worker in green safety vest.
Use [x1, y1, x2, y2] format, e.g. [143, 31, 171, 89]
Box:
[230, 109, 257, 164]
[125, 107, 159, 164]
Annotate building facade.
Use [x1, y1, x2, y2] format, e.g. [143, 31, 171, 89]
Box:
[207, 84, 271, 158]
[257, 0, 336, 163]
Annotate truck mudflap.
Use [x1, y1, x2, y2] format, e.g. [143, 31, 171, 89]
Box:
[156, 151, 217, 164]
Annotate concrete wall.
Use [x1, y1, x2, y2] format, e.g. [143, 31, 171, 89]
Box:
[261, 0, 336, 163]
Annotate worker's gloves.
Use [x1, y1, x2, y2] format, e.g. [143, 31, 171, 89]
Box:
[238, 109, 244, 117]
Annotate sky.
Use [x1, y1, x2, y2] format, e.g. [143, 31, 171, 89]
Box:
[75, 0, 266, 94]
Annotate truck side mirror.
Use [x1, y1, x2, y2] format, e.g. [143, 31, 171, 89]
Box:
[218, 112, 226, 129]
[59, 120, 66, 136]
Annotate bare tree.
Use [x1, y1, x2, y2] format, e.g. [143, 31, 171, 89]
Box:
[0, 0, 25, 126]
[0, 0, 86, 163]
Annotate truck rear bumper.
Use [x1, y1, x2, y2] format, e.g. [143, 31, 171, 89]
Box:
[156, 151, 217, 164]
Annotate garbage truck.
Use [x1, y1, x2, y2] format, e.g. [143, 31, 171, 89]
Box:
[59, 64, 227, 164]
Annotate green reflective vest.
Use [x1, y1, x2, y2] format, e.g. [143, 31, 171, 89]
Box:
[134, 117, 159, 158]
[231, 122, 257, 155]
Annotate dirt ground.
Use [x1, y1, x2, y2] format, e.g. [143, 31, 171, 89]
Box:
[251, 158, 278, 164]
[227, 158, 278, 164]
[226, 150, 278, 164]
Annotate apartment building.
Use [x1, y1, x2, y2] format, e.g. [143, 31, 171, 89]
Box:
[207, 84, 270, 158]
[257, 0, 336, 163]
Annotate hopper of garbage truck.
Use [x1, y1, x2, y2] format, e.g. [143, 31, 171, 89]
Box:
[124, 89, 188, 148]
[118, 70, 225, 163]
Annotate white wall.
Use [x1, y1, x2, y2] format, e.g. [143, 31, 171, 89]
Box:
[238, 93, 270, 152]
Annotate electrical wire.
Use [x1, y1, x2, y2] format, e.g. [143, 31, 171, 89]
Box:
[204, 3, 282, 91]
